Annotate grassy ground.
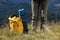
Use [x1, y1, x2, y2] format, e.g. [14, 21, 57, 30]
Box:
[0, 23, 60, 40]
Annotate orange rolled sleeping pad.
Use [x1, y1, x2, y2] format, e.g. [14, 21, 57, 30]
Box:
[8, 16, 23, 33]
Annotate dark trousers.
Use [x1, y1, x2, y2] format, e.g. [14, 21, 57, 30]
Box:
[31, 0, 49, 31]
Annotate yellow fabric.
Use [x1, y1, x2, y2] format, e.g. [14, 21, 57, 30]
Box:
[8, 16, 23, 33]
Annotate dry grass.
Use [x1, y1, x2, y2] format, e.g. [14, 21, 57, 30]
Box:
[0, 23, 60, 40]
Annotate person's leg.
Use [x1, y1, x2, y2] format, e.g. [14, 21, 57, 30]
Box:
[31, 1, 39, 32]
[40, 0, 49, 30]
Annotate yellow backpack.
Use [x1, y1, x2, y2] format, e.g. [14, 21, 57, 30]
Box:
[8, 16, 23, 33]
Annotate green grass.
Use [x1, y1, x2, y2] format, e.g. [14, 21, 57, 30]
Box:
[0, 24, 60, 40]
